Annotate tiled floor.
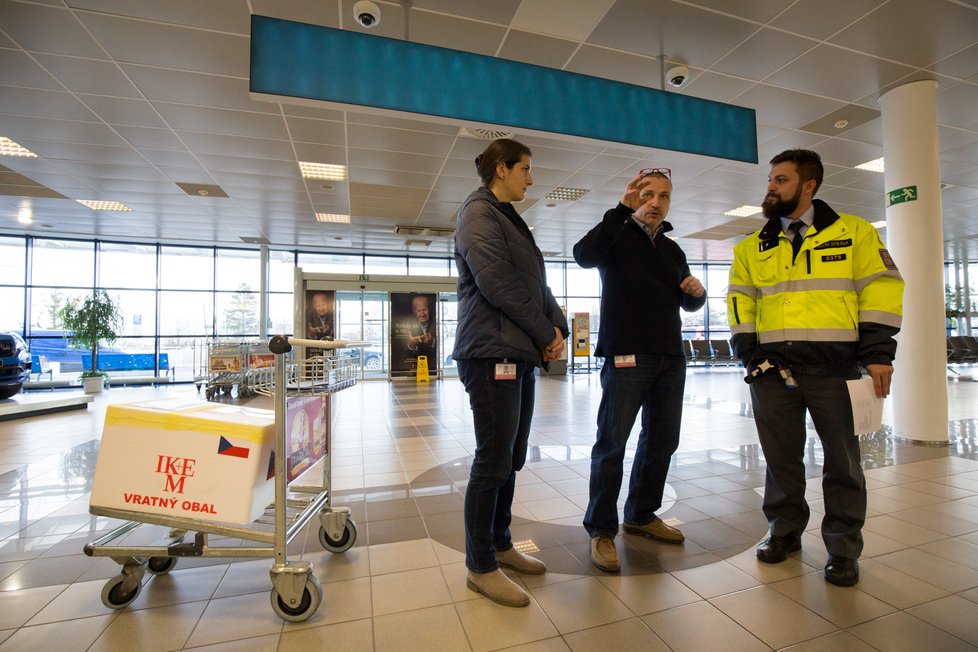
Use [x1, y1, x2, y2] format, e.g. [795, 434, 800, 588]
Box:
[1, 366, 978, 651]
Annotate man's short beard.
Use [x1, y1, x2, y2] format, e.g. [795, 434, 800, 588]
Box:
[761, 187, 801, 219]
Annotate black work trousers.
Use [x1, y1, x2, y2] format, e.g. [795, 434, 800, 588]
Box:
[749, 370, 866, 559]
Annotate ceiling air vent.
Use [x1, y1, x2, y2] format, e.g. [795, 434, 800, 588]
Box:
[405, 239, 432, 247]
[460, 127, 515, 140]
[239, 236, 270, 244]
[394, 225, 455, 237]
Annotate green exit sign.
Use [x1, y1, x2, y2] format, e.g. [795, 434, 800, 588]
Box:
[357, 274, 369, 281]
[886, 185, 917, 207]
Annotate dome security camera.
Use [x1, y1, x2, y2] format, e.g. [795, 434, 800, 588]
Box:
[354, 1, 381, 29]
[667, 65, 689, 88]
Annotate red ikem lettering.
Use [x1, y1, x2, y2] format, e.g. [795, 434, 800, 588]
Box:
[155, 455, 197, 477]
[163, 474, 188, 494]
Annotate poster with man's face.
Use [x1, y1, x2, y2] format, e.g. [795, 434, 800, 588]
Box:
[390, 292, 437, 374]
[306, 290, 335, 341]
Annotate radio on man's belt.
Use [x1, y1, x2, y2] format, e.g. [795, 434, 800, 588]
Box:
[744, 358, 798, 389]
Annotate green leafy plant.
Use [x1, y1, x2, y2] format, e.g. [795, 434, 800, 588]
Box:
[58, 289, 123, 379]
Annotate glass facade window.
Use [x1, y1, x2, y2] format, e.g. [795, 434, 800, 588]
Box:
[545, 261, 565, 298]
[216, 248, 260, 291]
[298, 252, 362, 275]
[99, 243, 157, 289]
[268, 292, 294, 335]
[159, 291, 213, 337]
[112, 290, 157, 337]
[29, 287, 89, 332]
[269, 249, 296, 292]
[161, 246, 214, 290]
[32, 239, 94, 287]
[566, 265, 600, 297]
[408, 256, 451, 276]
[215, 287, 260, 336]
[0, 287, 25, 331]
[0, 236, 26, 285]
[365, 255, 407, 276]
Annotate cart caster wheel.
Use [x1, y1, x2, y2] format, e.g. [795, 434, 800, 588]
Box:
[147, 556, 177, 575]
[101, 573, 142, 609]
[270, 576, 322, 622]
[195, 382, 202, 392]
[319, 519, 357, 553]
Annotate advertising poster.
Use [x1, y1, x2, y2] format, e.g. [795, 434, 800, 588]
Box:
[305, 289, 336, 341]
[209, 354, 241, 372]
[248, 353, 275, 369]
[573, 312, 590, 356]
[390, 292, 437, 375]
[286, 395, 327, 481]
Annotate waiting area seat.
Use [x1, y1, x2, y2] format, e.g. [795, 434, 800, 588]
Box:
[947, 335, 978, 364]
[685, 339, 740, 368]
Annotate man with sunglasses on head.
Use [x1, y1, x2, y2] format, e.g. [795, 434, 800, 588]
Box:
[574, 168, 705, 572]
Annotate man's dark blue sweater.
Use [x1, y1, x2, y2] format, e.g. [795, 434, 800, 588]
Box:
[573, 203, 706, 358]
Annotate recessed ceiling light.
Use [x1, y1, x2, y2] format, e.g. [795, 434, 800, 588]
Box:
[870, 220, 886, 229]
[300, 161, 347, 180]
[320, 183, 335, 191]
[316, 213, 350, 223]
[76, 200, 132, 211]
[546, 203, 557, 208]
[724, 205, 762, 217]
[0, 136, 37, 157]
[834, 119, 849, 129]
[856, 157, 885, 173]
[544, 187, 589, 202]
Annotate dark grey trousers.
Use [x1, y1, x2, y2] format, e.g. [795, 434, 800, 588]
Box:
[749, 371, 866, 559]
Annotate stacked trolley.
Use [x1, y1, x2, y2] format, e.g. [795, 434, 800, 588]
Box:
[203, 339, 276, 400]
[84, 335, 365, 622]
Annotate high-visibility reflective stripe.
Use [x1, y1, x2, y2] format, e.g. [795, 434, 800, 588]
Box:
[758, 278, 855, 296]
[758, 328, 858, 343]
[854, 269, 904, 291]
[859, 310, 903, 327]
[728, 284, 758, 297]
[731, 322, 755, 335]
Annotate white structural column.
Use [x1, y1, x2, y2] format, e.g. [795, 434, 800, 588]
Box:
[880, 79, 948, 443]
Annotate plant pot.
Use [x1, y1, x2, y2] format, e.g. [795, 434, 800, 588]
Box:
[83, 375, 105, 394]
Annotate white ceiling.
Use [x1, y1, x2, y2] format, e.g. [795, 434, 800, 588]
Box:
[0, 0, 976, 263]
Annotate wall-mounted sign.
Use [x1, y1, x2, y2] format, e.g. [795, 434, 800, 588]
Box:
[886, 185, 917, 207]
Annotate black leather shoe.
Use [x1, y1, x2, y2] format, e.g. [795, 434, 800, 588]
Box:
[824, 555, 859, 586]
[755, 534, 801, 564]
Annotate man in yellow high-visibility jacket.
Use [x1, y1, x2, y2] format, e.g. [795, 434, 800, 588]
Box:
[727, 149, 904, 587]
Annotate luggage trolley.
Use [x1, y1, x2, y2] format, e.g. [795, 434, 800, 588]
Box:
[84, 335, 366, 622]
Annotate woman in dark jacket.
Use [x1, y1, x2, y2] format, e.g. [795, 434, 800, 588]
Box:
[454, 138, 568, 607]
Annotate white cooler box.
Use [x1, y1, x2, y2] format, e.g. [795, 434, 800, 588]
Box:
[90, 399, 277, 524]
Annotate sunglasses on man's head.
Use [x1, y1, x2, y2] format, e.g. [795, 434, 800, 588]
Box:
[639, 167, 671, 179]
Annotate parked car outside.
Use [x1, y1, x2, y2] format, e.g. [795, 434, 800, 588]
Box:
[0, 331, 31, 399]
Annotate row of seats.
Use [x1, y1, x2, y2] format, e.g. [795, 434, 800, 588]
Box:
[683, 339, 738, 366]
[947, 335, 978, 364]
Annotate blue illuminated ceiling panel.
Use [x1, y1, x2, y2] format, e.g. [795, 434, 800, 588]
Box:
[250, 15, 757, 164]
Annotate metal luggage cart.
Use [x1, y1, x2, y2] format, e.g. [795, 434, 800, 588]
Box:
[204, 340, 268, 400]
[84, 336, 367, 622]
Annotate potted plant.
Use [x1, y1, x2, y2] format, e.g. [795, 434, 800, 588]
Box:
[58, 289, 123, 393]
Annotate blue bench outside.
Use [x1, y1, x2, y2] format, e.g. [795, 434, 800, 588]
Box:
[81, 352, 171, 376]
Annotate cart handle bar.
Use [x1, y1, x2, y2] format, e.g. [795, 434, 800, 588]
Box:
[268, 335, 372, 354]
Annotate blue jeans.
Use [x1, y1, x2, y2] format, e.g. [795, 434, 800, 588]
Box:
[457, 358, 536, 572]
[584, 354, 686, 538]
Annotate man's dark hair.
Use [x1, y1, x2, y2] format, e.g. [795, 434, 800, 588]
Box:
[770, 149, 824, 196]
[475, 138, 532, 187]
